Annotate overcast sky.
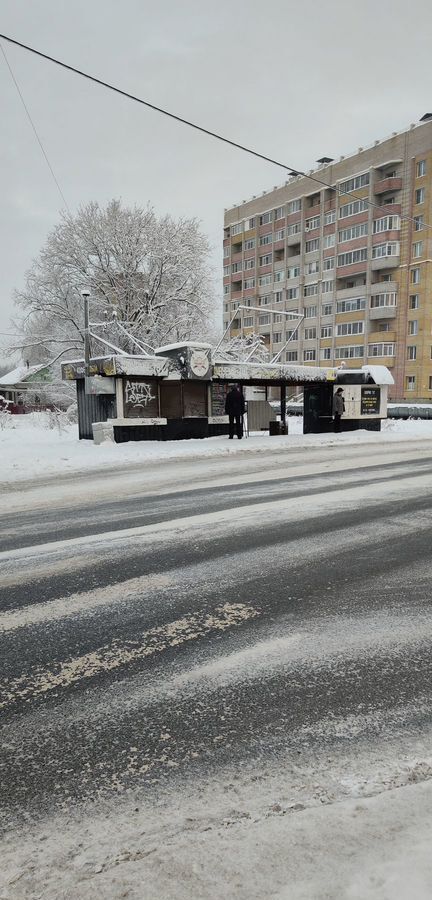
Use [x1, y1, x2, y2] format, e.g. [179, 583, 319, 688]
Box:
[1, 0, 431, 361]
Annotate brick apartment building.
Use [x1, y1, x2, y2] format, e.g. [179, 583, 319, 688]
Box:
[223, 115, 432, 400]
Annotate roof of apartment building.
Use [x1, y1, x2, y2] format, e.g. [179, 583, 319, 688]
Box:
[224, 115, 432, 224]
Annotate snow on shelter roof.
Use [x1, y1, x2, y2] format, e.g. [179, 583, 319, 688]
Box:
[155, 342, 213, 353]
[362, 365, 394, 385]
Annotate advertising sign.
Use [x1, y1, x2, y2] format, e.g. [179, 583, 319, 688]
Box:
[361, 386, 381, 415]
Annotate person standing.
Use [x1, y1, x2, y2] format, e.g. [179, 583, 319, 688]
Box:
[225, 384, 245, 439]
[332, 387, 345, 433]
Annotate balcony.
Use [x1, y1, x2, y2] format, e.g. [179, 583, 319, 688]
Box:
[374, 177, 402, 195]
[369, 305, 397, 320]
[371, 255, 400, 270]
[371, 280, 397, 294]
[287, 232, 302, 245]
[336, 284, 367, 300]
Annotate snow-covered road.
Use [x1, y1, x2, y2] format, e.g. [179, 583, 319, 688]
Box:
[1, 439, 432, 898]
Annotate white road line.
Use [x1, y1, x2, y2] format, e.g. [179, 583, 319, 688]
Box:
[0, 602, 260, 709]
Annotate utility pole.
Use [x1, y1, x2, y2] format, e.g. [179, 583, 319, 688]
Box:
[82, 289, 91, 393]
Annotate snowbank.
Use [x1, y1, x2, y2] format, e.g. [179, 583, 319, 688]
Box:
[1, 413, 432, 485]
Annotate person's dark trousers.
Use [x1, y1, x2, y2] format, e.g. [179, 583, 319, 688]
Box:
[229, 414, 243, 439]
[333, 413, 341, 433]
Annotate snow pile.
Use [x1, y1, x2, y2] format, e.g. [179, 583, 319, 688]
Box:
[2, 413, 432, 486]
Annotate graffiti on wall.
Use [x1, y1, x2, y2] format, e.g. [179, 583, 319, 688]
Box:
[125, 380, 156, 408]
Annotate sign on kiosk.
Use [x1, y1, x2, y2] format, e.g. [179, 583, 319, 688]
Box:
[361, 387, 381, 416]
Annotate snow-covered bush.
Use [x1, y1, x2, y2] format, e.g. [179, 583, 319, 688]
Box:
[0, 396, 14, 430]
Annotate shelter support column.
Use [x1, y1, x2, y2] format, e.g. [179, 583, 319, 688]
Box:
[280, 384, 286, 430]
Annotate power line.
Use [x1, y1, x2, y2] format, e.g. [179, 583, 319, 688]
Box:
[1, 41, 70, 212]
[0, 31, 430, 233]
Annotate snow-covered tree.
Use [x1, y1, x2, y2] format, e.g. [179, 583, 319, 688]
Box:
[216, 333, 271, 363]
[12, 200, 215, 364]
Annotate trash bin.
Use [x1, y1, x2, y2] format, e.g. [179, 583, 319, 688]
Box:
[269, 421, 280, 435]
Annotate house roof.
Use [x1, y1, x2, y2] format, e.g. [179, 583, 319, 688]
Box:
[0, 364, 50, 387]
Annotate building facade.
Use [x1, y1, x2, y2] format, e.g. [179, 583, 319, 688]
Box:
[223, 116, 432, 400]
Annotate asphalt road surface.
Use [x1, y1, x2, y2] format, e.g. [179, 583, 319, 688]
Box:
[2, 440, 432, 837]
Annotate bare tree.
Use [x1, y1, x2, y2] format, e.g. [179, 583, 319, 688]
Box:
[11, 200, 215, 364]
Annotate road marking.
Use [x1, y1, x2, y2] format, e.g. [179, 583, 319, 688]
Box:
[0, 573, 173, 634]
[0, 602, 260, 709]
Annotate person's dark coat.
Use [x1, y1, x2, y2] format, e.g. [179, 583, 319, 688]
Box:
[225, 388, 245, 417]
[332, 392, 345, 416]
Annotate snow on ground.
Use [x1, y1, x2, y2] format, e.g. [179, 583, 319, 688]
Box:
[2, 412, 432, 485]
[2, 756, 432, 900]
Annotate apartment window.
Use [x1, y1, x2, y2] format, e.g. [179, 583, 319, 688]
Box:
[244, 238, 256, 250]
[334, 345, 364, 359]
[243, 316, 254, 327]
[336, 297, 366, 313]
[414, 215, 424, 232]
[274, 229, 285, 241]
[246, 217, 256, 230]
[381, 196, 395, 205]
[287, 199, 302, 213]
[259, 253, 272, 266]
[370, 293, 397, 308]
[273, 271, 284, 283]
[321, 325, 333, 338]
[304, 327, 317, 340]
[259, 212, 272, 225]
[337, 248, 368, 266]
[259, 294, 271, 305]
[223, 265, 230, 276]
[306, 260, 320, 274]
[411, 268, 420, 284]
[368, 343, 395, 357]
[322, 280, 334, 294]
[230, 223, 243, 236]
[322, 303, 333, 316]
[379, 323, 390, 332]
[338, 223, 368, 243]
[244, 277, 255, 289]
[305, 238, 320, 253]
[417, 160, 426, 177]
[287, 287, 299, 300]
[373, 216, 400, 233]
[304, 305, 317, 318]
[407, 346, 417, 360]
[339, 173, 370, 194]
[336, 321, 364, 336]
[409, 295, 419, 310]
[273, 332, 282, 343]
[286, 350, 298, 362]
[415, 188, 425, 204]
[303, 349, 317, 361]
[305, 215, 320, 231]
[408, 320, 418, 335]
[406, 375, 416, 391]
[287, 222, 301, 235]
[223, 285, 230, 296]
[274, 290, 283, 303]
[273, 313, 283, 322]
[324, 209, 336, 225]
[339, 199, 368, 219]
[259, 314, 271, 325]
[304, 283, 318, 297]
[259, 233, 273, 246]
[429, 376, 432, 390]
[244, 258, 255, 270]
[321, 347, 332, 360]
[274, 206, 285, 220]
[258, 274, 272, 286]
[372, 242, 399, 258]
[323, 233, 336, 248]
[287, 266, 301, 279]
[323, 257, 335, 271]
[413, 241, 423, 258]
[223, 245, 230, 258]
